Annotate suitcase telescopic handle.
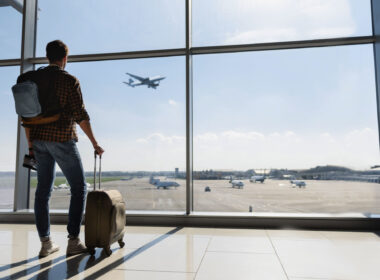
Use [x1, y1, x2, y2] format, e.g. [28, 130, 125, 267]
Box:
[93, 151, 102, 191]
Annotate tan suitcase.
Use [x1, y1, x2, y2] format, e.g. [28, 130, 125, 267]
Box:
[85, 153, 126, 256]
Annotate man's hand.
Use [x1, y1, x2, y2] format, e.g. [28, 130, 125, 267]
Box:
[79, 120, 104, 156]
[93, 144, 104, 156]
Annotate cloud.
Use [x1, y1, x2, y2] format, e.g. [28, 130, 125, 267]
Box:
[217, 0, 357, 45]
[136, 133, 185, 144]
[194, 128, 379, 170]
[225, 28, 298, 45]
[37, 127, 380, 172]
[168, 99, 177, 106]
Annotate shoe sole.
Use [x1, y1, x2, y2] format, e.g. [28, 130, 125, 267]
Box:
[39, 247, 60, 258]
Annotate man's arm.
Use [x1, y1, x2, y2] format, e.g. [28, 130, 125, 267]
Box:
[24, 127, 34, 156]
[79, 120, 104, 156]
[69, 79, 104, 156]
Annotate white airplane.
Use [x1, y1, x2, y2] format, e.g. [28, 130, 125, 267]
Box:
[156, 181, 180, 189]
[123, 73, 165, 89]
[231, 180, 244, 189]
[250, 175, 265, 183]
[290, 180, 306, 188]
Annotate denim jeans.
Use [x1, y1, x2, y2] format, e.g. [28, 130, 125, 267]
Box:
[33, 140, 87, 238]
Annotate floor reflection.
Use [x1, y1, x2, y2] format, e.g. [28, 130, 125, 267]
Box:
[2, 227, 182, 280]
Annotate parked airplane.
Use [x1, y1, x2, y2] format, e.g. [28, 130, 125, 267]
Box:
[290, 180, 306, 188]
[149, 177, 160, 185]
[123, 73, 165, 89]
[250, 175, 265, 183]
[156, 181, 180, 189]
[231, 180, 244, 189]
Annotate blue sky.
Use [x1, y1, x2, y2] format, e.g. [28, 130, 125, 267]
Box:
[0, 0, 378, 171]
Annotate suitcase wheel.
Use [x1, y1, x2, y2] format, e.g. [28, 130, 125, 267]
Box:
[118, 239, 125, 248]
[88, 247, 96, 255]
[104, 247, 112, 256]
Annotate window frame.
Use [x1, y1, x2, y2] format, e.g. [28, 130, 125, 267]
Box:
[0, 0, 379, 229]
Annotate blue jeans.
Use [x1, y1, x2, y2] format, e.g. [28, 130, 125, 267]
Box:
[33, 140, 87, 238]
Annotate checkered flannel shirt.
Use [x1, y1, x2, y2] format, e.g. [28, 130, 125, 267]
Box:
[27, 65, 90, 142]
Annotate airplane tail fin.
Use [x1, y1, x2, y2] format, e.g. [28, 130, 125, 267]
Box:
[123, 79, 135, 87]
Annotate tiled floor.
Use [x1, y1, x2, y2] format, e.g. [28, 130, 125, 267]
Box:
[0, 224, 380, 279]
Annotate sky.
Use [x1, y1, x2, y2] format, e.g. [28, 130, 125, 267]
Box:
[0, 0, 378, 172]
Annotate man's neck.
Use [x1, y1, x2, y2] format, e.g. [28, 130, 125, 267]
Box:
[49, 62, 63, 69]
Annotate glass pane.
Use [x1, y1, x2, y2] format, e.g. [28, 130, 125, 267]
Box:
[193, 0, 372, 47]
[193, 44, 380, 214]
[0, 2, 23, 59]
[0, 66, 19, 209]
[36, 0, 185, 56]
[30, 57, 186, 211]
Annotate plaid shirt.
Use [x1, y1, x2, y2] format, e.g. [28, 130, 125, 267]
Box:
[24, 65, 90, 142]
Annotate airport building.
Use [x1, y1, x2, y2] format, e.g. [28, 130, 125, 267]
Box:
[1, 0, 380, 279]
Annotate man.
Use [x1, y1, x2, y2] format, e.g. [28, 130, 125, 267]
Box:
[19, 40, 104, 257]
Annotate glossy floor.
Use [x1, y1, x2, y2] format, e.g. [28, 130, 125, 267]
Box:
[0, 224, 380, 279]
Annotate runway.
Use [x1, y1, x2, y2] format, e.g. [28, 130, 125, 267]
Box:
[29, 178, 380, 214]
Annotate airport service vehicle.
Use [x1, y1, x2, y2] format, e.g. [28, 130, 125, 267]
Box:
[123, 73, 165, 89]
[250, 175, 265, 183]
[156, 181, 180, 189]
[231, 180, 244, 189]
[291, 180, 306, 188]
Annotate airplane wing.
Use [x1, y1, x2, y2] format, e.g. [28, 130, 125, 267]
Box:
[150, 76, 165, 82]
[126, 73, 145, 82]
[123, 81, 142, 87]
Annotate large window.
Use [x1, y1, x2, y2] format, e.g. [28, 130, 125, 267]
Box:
[0, 3, 23, 59]
[36, 0, 185, 56]
[193, 0, 372, 47]
[0, 66, 19, 209]
[29, 57, 186, 211]
[3, 0, 380, 219]
[193, 44, 380, 214]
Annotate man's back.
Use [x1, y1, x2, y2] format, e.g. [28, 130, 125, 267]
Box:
[18, 65, 90, 142]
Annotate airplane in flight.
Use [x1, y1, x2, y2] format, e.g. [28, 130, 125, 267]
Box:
[123, 73, 165, 89]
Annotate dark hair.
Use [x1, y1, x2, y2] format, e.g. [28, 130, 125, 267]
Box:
[46, 40, 68, 62]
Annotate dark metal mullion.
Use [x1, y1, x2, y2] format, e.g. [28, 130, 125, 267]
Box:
[29, 48, 187, 65]
[191, 36, 374, 55]
[186, 0, 193, 215]
[17, 36, 374, 67]
[0, 59, 21, 67]
[371, 0, 380, 161]
[14, 0, 37, 211]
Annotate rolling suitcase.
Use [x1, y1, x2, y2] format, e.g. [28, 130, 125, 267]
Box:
[85, 152, 126, 256]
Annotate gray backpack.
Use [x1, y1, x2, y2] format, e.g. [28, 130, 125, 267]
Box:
[12, 81, 41, 118]
[12, 67, 61, 125]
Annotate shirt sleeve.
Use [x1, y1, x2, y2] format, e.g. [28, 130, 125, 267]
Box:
[69, 80, 90, 124]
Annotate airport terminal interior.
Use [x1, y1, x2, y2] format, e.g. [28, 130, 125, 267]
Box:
[2, 0, 380, 279]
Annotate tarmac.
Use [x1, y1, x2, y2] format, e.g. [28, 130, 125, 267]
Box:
[29, 178, 380, 214]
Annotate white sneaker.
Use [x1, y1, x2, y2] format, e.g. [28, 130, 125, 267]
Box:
[66, 238, 87, 256]
[39, 240, 60, 258]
